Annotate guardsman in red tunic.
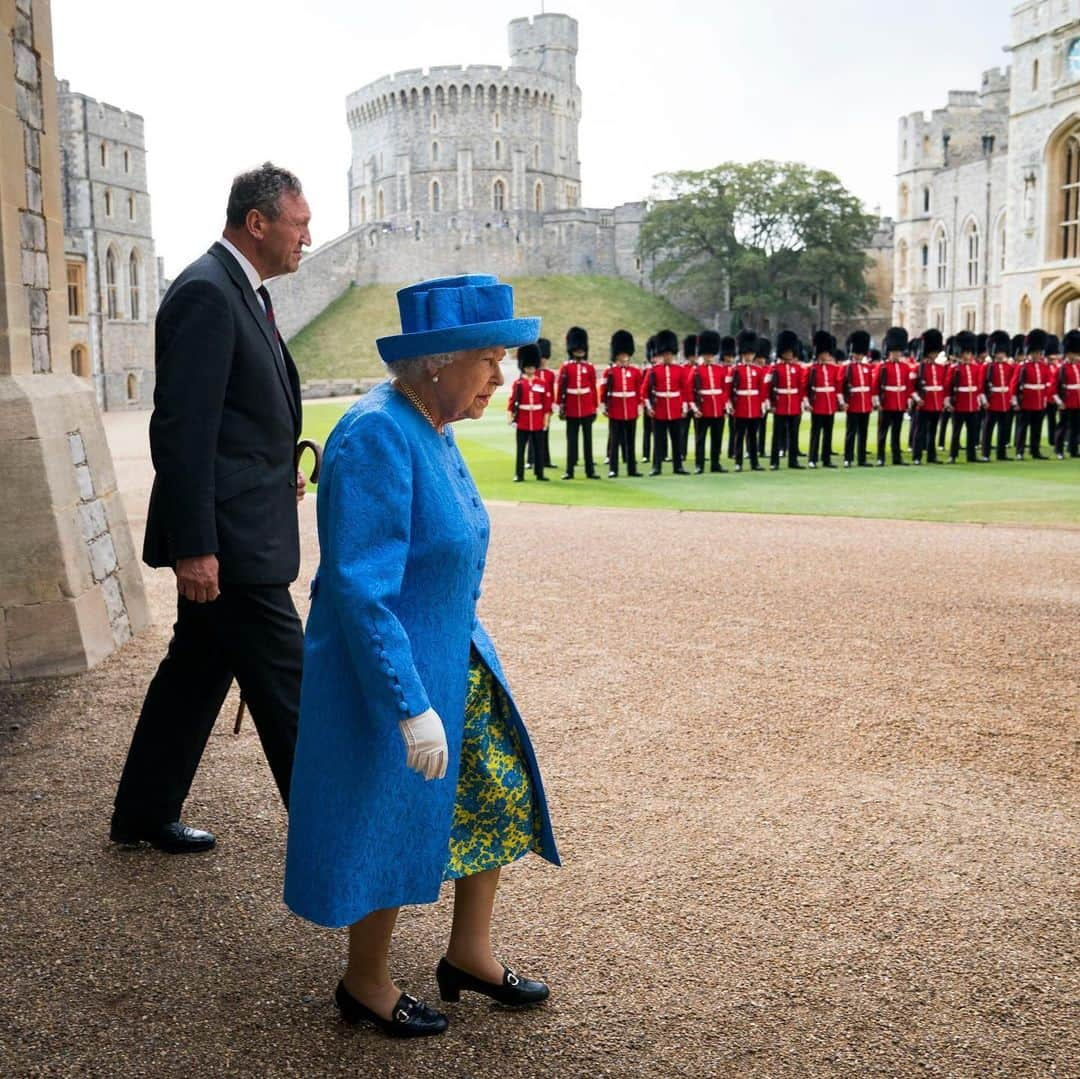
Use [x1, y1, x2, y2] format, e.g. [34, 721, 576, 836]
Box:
[980, 331, 1015, 461]
[600, 329, 644, 478]
[1053, 329, 1080, 458]
[641, 329, 691, 475]
[805, 331, 841, 468]
[945, 331, 983, 463]
[534, 337, 556, 469]
[769, 330, 806, 470]
[912, 327, 948, 465]
[721, 335, 738, 460]
[1011, 328, 1053, 460]
[842, 330, 875, 467]
[556, 326, 600, 479]
[641, 335, 656, 463]
[508, 344, 550, 482]
[874, 326, 914, 465]
[688, 329, 730, 473]
[726, 329, 766, 472]
[755, 336, 772, 457]
[680, 334, 698, 464]
[1044, 334, 1062, 450]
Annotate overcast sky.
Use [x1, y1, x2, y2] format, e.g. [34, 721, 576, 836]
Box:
[52, 0, 1011, 277]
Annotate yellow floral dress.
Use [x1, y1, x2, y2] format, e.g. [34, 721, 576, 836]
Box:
[443, 650, 544, 880]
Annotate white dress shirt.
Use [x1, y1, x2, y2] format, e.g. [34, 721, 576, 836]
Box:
[218, 235, 266, 314]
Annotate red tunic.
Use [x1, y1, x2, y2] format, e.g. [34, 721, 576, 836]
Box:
[948, 362, 983, 414]
[842, 360, 874, 414]
[508, 375, 548, 431]
[983, 360, 1014, 413]
[807, 362, 842, 416]
[600, 364, 642, 421]
[536, 366, 556, 417]
[641, 362, 688, 421]
[1011, 360, 1053, 411]
[730, 363, 766, 420]
[689, 362, 731, 418]
[769, 361, 806, 416]
[874, 359, 915, 411]
[1058, 360, 1080, 409]
[915, 360, 949, 412]
[556, 360, 598, 418]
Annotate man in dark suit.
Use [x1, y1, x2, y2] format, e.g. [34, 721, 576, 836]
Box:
[111, 163, 311, 853]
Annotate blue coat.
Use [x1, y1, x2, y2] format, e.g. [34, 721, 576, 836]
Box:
[284, 382, 559, 928]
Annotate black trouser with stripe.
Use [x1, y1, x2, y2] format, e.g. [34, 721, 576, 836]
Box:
[949, 412, 980, 462]
[912, 410, 940, 462]
[770, 414, 801, 468]
[1054, 408, 1080, 456]
[981, 412, 1011, 459]
[651, 419, 684, 472]
[516, 429, 545, 479]
[641, 412, 653, 461]
[844, 412, 870, 465]
[809, 414, 835, 465]
[565, 415, 596, 476]
[732, 417, 759, 468]
[608, 418, 638, 474]
[1014, 409, 1045, 456]
[695, 416, 726, 470]
[877, 409, 906, 463]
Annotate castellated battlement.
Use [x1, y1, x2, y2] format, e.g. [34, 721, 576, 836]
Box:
[56, 80, 145, 145]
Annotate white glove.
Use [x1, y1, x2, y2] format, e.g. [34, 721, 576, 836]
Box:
[399, 707, 448, 780]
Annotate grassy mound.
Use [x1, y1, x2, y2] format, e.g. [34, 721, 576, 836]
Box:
[287, 275, 703, 382]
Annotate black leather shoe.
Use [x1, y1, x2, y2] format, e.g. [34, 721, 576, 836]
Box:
[536, 475, 550, 482]
[649, 469, 661, 476]
[586, 473, 602, 479]
[110, 818, 216, 854]
[512, 476, 524, 482]
[560, 472, 573, 480]
[335, 981, 448, 1038]
[436, 958, 549, 1006]
[789, 463, 804, 470]
[673, 468, 691, 475]
[628, 470, 644, 477]
[751, 465, 765, 471]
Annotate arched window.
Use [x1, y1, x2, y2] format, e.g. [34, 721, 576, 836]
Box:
[934, 226, 949, 290]
[70, 345, 88, 378]
[533, 144, 540, 169]
[129, 250, 141, 321]
[66, 261, 84, 317]
[127, 194, 136, 221]
[494, 139, 502, 162]
[921, 243, 930, 286]
[923, 187, 931, 214]
[492, 111, 500, 129]
[123, 149, 130, 173]
[126, 373, 138, 402]
[359, 194, 367, 224]
[1033, 58, 1040, 91]
[1019, 294, 1032, 332]
[897, 240, 908, 288]
[104, 190, 113, 217]
[105, 247, 119, 319]
[898, 183, 909, 218]
[431, 179, 441, 212]
[99, 142, 107, 168]
[493, 179, 505, 211]
[1062, 134, 1080, 259]
[965, 221, 980, 287]
[431, 140, 439, 163]
[534, 181, 544, 213]
[377, 188, 385, 218]
[431, 111, 438, 132]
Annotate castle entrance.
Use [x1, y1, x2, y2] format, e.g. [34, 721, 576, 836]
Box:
[1041, 279, 1080, 335]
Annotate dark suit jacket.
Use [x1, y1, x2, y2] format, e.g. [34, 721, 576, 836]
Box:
[143, 242, 303, 585]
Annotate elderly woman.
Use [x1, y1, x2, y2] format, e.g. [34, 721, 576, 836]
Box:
[284, 275, 560, 1039]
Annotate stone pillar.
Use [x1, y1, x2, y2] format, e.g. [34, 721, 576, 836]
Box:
[1, 0, 149, 681]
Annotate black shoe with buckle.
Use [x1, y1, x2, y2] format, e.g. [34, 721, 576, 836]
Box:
[110, 816, 216, 854]
[335, 981, 448, 1038]
[435, 958, 549, 1006]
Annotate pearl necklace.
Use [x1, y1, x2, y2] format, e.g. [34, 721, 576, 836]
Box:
[393, 379, 441, 431]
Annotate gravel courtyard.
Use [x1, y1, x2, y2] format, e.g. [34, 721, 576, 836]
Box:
[1, 428, 1077, 1076]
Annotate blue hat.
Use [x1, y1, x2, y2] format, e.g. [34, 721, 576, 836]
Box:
[376, 274, 541, 363]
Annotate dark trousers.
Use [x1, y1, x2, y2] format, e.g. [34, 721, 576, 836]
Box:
[695, 416, 726, 470]
[609, 418, 638, 474]
[678, 414, 693, 460]
[982, 412, 1011, 459]
[516, 428, 545, 479]
[1054, 408, 1080, 455]
[844, 412, 870, 465]
[114, 584, 302, 826]
[732, 417, 759, 467]
[651, 419, 683, 472]
[1015, 410, 1045, 456]
[913, 411, 940, 462]
[525, 427, 554, 468]
[756, 413, 767, 455]
[1045, 404, 1059, 444]
[949, 412, 980, 462]
[1002, 411, 1015, 449]
[938, 410, 950, 449]
[565, 415, 596, 476]
[809, 413, 835, 465]
[641, 412, 653, 461]
[907, 408, 918, 450]
[877, 410, 906, 463]
[770, 414, 801, 468]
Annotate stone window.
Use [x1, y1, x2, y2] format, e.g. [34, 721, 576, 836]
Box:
[960, 306, 976, 331]
[431, 111, 438, 132]
[70, 345, 89, 378]
[126, 373, 138, 402]
[896, 240, 908, 289]
[128, 194, 136, 221]
[1062, 135, 1080, 258]
[1019, 294, 1032, 332]
[921, 244, 929, 287]
[377, 189, 385, 218]
[965, 221, 980, 287]
[105, 247, 119, 319]
[432, 140, 439, 163]
[123, 149, 130, 173]
[931, 308, 945, 331]
[66, 261, 85, 318]
[493, 179, 506, 211]
[600, 213, 614, 227]
[494, 139, 502, 162]
[360, 194, 367, 224]
[923, 187, 931, 214]
[534, 181, 543, 212]
[898, 183, 909, 218]
[493, 111, 500, 130]
[129, 250, 141, 321]
[1033, 58, 1040, 91]
[431, 179, 441, 212]
[100, 141, 108, 168]
[104, 190, 113, 217]
[934, 226, 949, 290]
[533, 144, 540, 168]
[566, 184, 579, 208]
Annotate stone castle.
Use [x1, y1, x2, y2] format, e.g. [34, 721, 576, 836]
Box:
[270, 13, 650, 340]
[893, 0, 1080, 337]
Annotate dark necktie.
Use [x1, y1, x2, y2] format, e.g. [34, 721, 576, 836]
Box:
[256, 285, 279, 341]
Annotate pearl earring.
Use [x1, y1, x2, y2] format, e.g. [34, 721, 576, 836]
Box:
[432, 375, 439, 383]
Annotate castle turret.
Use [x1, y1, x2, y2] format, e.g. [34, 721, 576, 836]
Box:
[508, 13, 578, 86]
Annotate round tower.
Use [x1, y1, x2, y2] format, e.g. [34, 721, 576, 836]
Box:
[508, 13, 578, 87]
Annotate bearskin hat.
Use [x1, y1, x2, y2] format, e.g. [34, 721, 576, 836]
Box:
[720, 335, 737, 358]
[921, 328, 943, 355]
[610, 329, 635, 359]
[698, 329, 721, 356]
[776, 329, 800, 358]
[517, 343, 541, 370]
[884, 326, 909, 353]
[737, 329, 758, 355]
[566, 326, 588, 356]
[1011, 333, 1026, 358]
[988, 330, 1011, 356]
[833, 348, 847, 363]
[869, 348, 882, 362]
[1063, 329, 1080, 354]
[538, 337, 551, 360]
[849, 330, 871, 354]
[645, 335, 656, 361]
[654, 329, 679, 355]
[683, 334, 698, 359]
[954, 330, 978, 355]
[1026, 328, 1048, 353]
[812, 330, 834, 358]
[755, 336, 772, 361]
[1045, 333, 1061, 356]
[976, 332, 988, 355]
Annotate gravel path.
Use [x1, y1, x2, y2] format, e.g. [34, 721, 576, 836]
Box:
[1, 498, 1077, 1078]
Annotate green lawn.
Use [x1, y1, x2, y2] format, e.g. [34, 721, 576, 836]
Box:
[287, 276, 703, 383]
[301, 397, 1080, 527]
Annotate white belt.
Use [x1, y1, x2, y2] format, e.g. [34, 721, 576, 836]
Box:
[656, 391, 681, 397]
[566, 387, 591, 394]
[923, 385, 943, 392]
[884, 385, 907, 392]
[735, 390, 756, 396]
[518, 403, 542, 410]
[957, 386, 978, 393]
[699, 389, 724, 395]
[611, 391, 636, 398]
[849, 386, 869, 393]
[814, 385, 836, 392]
[1065, 383, 1080, 390]
[776, 388, 799, 394]
[1025, 383, 1046, 390]
[990, 386, 1010, 392]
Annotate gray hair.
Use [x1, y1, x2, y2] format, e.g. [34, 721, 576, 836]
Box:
[225, 162, 302, 228]
[385, 352, 457, 382]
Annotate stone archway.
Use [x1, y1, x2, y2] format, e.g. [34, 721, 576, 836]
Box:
[1041, 278, 1080, 334]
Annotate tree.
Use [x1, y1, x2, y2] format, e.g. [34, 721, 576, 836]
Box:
[638, 161, 878, 333]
